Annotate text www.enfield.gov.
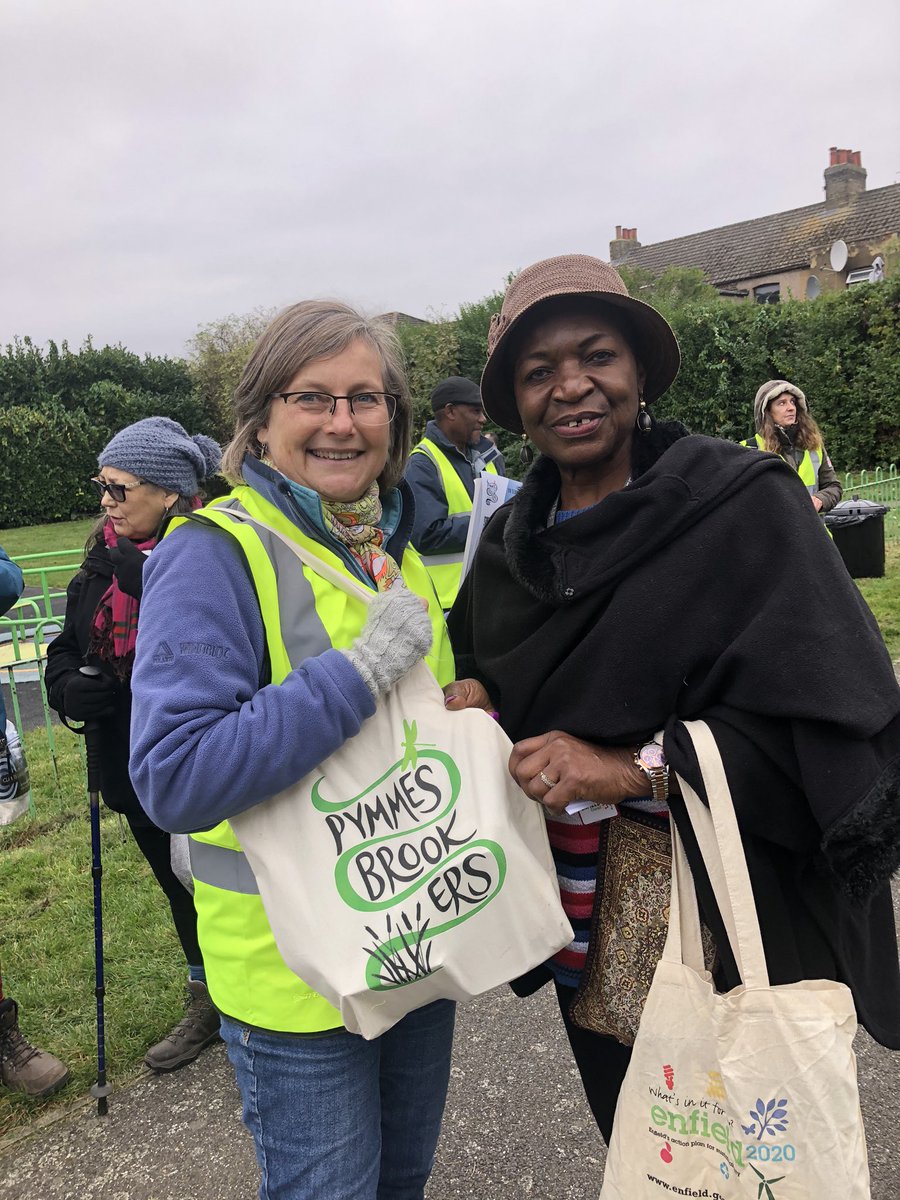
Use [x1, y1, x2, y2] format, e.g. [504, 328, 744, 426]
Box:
[645, 1177, 723, 1199]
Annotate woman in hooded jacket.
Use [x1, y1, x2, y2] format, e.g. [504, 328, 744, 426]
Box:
[740, 379, 842, 513]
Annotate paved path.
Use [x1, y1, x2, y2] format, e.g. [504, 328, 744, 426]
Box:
[2, 947, 898, 1200]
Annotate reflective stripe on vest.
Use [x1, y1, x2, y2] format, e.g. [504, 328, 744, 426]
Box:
[166, 485, 453, 1032]
[189, 838, 259, 894]
[410, 438, 498, 608]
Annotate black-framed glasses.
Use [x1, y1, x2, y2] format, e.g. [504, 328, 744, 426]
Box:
[89, 476, 148, 503]
[267, 391, 398, 425]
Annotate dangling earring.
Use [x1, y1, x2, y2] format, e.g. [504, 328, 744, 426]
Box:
[259, 441, 270, 463]
[636, 394, 652, 434]
[155, 502, 174, 538]
[519, 434, 534, 465]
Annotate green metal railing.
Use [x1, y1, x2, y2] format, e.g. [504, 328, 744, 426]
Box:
[0, 611, 67, 803]
[843, 465, 899, 541]
[1, 553, 81, 804]
[13, 548, 83, 618]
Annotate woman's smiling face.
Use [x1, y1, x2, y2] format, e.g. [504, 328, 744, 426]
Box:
[257, 338, 391, 502]
[512, 300, 645, 483]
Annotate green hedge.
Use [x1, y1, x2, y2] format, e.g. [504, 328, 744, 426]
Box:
[0, 403, 97, 526]
[398, 276, 900, 475]
[3, 279, 897, 525]
[0, 340, 227, 527]
[656, 280, 900, 469]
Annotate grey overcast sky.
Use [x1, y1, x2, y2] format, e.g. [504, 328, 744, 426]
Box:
[3, 0, 898, 359]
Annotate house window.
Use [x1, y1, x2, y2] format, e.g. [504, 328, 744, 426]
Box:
[754, 283, 780, 304]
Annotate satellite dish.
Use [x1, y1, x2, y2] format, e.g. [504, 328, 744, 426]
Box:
[806, 275, 821, 299]
[829, 240, 848, 272]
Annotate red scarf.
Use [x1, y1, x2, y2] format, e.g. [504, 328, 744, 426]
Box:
[88, 523, 155, 679]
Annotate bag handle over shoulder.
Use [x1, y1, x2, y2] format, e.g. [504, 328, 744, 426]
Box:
[218, 508, 376, 604]
[670, 719, 770, 989]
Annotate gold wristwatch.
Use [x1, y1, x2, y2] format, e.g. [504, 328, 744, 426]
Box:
[634, 740, 669, 803]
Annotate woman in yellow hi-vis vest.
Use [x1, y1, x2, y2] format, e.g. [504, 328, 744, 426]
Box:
[740, 379, 842, 515]
[130, 301, 456, 1200]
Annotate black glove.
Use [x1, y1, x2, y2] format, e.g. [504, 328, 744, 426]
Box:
[62, 671, 117, 721]
[108, 536, 147, 599]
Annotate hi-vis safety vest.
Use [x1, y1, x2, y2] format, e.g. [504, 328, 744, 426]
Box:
[167, 485, 454, 1033]
[409, 438, 498, 609]
[740, 432, 823, 496]
[740, 433, 832, 538]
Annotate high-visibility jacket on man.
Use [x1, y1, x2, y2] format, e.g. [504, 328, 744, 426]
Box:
[407, 422, 501, 609]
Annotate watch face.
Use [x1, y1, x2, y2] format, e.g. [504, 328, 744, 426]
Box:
[639, 743, 666, 769]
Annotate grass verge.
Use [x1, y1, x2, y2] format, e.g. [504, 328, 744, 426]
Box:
[856, 541, 900, 660]
[0, 517, 97, 564]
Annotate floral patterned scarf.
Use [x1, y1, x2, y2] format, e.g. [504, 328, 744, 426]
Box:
[320, 484, 401, 592]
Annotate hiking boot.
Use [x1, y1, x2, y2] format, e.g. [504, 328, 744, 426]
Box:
[0, 998, 70, 1099]
[144, 980, 221, 1072]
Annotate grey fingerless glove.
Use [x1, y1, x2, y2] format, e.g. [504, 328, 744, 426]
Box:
[340, 583, 433, 699]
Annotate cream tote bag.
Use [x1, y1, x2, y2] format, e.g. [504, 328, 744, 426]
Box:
[226, 513, 572, 1039]
[601, 719, 870, 1200]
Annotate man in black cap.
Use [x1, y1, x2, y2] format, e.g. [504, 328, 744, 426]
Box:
[406, 376, 505, 610]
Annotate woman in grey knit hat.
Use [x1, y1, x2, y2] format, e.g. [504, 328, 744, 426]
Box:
[740, 379, 842, 513]
[46, 417, 223, 1073]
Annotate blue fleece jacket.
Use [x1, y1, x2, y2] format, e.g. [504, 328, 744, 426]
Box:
[127, 459, 413, 834]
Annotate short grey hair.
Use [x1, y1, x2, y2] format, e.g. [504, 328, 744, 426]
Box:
[221, 300, 412, 493]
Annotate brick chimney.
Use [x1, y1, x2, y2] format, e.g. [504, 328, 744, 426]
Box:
[609, 225, 641, 263]
[824, 148, 866, 206]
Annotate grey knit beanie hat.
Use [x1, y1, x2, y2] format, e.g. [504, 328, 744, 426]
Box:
[753, 380, 808, 432]
[99, 417, 222, 496]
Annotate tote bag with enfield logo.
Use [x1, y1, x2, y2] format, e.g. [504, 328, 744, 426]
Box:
[601, 719, 870, 1200]
[227, 513, 573, 1039]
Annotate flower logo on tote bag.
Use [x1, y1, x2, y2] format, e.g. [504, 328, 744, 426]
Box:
[742, 1097, 789, 1140]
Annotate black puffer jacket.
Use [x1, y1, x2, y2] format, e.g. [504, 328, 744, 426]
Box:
[45, 544, 146, 822]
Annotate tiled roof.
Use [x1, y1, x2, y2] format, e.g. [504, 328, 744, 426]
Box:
[379, 311, 428, 327]
[614, 184, 900, 285]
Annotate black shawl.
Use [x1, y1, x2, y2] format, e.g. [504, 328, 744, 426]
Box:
[449, 435, 900, 1047]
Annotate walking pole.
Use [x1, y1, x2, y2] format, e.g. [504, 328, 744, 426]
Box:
[79, 665, 113, 1117]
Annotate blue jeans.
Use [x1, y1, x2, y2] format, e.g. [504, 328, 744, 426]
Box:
[221, 1000, 456, 1200]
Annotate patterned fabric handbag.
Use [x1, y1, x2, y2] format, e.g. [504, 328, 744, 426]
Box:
[570, 810, 716, 1046]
